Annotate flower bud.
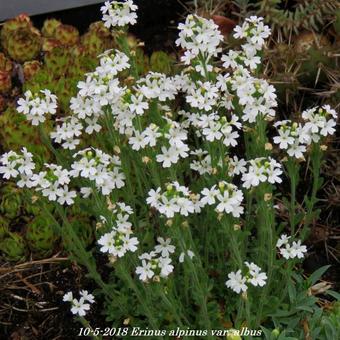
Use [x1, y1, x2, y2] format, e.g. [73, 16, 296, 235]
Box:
[226, 330, 242, 340]
[142, 156, 151, 164]
[233, 224, 241, 231]
[265, 143, 273, 151]
[166, 219, 173, 227]
[264, 193, 272, 201]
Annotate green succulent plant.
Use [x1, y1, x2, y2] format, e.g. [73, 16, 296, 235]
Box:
[150, 51, 176, 75]
[0, 14, 32, 45]
[3, 26, 42, 63]
[0, 232, 26, 262]
[44, 47, 72, 77]
[0, 217, 9, 240]
[24, 46, 97, 112]
[54, 24, 80, 46]
[0, 105, 51, 160]
[26, 215, 59, 257]
[0, 183, 23, 220]
[23, 60, 42, 81]
[80, 21, 115, 57]
[0, 52, 13, 72]
[41, 18, 62, 38]
[0, 70, 12, 94]
[67, 216, 95, 248]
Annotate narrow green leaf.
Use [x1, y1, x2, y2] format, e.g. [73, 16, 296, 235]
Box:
[308, 265, 331, 285]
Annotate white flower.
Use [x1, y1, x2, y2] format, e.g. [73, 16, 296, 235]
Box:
[101, 0, 138, 28]
[63, 292, 73, 302]
[123, 234, 139, 252]
[245, 262, 267, 287]
[301, 106, 337, 143]
[159, 257, 174, 277]
[135, 260, 154, 282]
[242, 157, 282, 189]
[277, 235, 307, 260]
[72, 148, 125, 195]
[287, 142, 306, 159]
[64, 290, 95, 317]
[17, 90, 58, 126]
[147, 182, 196, 218]
[179, 250, 195, 263]
[156, 146, 179, 168]
[0, 148, 35, 181]
[146, 188, 162, 207]
[80, 290, 95, 304]
[70, 297, 91, 316]
[80, 187, 92, 198]
[57, 186, 77, 205]
[276, 234, 290, 248]
[129, 94, 149, 115]
[201, 182, 244, 218]
[154, 237, 175, 257]
[200, 186, 218, 205]
[226, 270, 248, 294]
[291, 240, 307, 259]
[98, 231, 116, 253]
[98, 229, 139, 257]
[176, 14, 223, 64]
[129, 130, 147, 150]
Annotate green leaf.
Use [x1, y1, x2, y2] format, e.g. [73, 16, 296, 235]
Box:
[308, 265, 331, 285]
[288, 281, 296, 303]
[325, 290, 340, 301]
[260, 327, 274, 340]
[271, 309, 297, 317]
[296, 305, 314, 313]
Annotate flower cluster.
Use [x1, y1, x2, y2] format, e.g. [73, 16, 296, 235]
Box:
[136, 72, 177, 102]
[101, 0, 138, 28]
[176, 14, 223, 65]
[147, 181, 201, 218]
[229, 72, 277, 123]
[226, 262, 267, 294]
[17, 90, 57, 126]
[242, 157, 282, 189]
[155, 120, 189, 168]
[201, 181, 244, 217]
[301, 105, 337, 143]
[273, 120, 307, 159]
[63, 290, 95, 317]
[71, 148, 125, 195]
[30, 164, 76, 205]
[273, 105, 338, 159]
[50, 116, 83, 150]
[135, 237, 175, 282]
[98, 203, 139, 258]
[52, 49, 129, 149]
[222, 16, 270, 72]
[194, 113, 241, 147]
[276, 234, 307, 260]
[0, 149, 76, 205]
[0, 148, 35, 182]
[190, 149, 214, 175]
